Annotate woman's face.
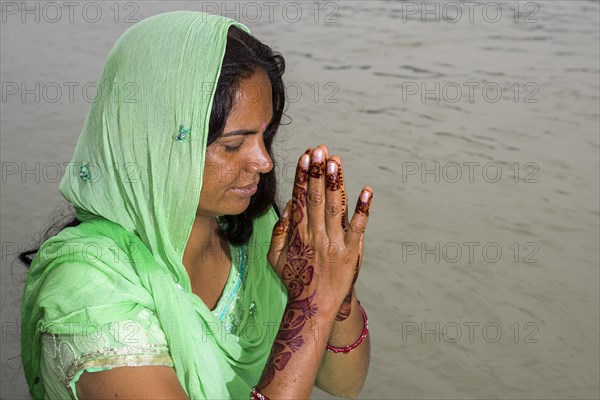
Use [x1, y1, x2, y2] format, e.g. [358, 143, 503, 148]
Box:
[197, 69, 274, 218]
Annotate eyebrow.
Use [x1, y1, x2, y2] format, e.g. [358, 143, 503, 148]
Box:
[221, 129, 258, 137]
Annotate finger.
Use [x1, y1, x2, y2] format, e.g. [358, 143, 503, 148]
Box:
[316, 144, 329, 160]
[307, 147, 326, 234]
[272, 200, 292, 237]
[325, 157, 344, 239]
[346, 187, 373, 248]
[303, 145, 329, 164]
[268, 200, 292, 275]
[329, 155, 349, 232]
[292, 154, 310, 233]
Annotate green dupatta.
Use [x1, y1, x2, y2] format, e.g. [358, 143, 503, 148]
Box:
[21, 11, 287, 399]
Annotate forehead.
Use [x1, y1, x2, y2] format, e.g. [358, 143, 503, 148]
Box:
[228, 69, 273, 123]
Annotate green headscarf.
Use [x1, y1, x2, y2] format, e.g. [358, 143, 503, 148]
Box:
[21, 11, 287, 399]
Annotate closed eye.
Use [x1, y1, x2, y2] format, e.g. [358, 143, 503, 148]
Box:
[222, 129, 258, 137]
[223, 143, 243, 153]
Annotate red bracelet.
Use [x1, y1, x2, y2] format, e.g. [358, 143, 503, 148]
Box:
[326, 301, 369, 354]
[250, 387, 270, 400]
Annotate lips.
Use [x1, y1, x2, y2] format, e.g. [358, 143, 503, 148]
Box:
[230, 182, 258, 197]
[236, 182, 258, 190]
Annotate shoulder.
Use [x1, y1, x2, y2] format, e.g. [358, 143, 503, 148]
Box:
[35, 217, 142, 273]
[31, 219, 154, 323]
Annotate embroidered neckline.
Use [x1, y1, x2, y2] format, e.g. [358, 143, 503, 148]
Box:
[211, 243, 249, 334]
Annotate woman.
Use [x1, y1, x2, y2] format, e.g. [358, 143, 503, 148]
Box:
[20, 11, 373, 399]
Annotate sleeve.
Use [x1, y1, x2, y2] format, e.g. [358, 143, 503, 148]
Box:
[40, 306, 174, 400]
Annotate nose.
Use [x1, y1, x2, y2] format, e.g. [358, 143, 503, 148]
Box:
[244, 137, 273, 176]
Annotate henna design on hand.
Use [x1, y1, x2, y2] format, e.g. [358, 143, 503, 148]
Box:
[287, 230, 314, 259]
[273, 215, 289, 236]
[258, 213, 319, 390]
[326, 161, 341, 192]
[292, 165, 308, 229]
[291, 197, 305, 229]
[284, 232, 315, 298]
[296, 165, 308, 185]
[355, 189, 373, 217]
[258, 290, 318, 389]
[283, 258, 314, 300]
[339, 167, 348, 231]
[309, 161, 325, 179]
[260, 342, 288, 389]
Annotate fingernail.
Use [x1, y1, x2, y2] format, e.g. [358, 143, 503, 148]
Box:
[360, 189, 371, 202]
[327, 161, 337, 175]
[282, 205, 290, 218]
[300, 154, 310, 169]
[313, 149, 324, 163]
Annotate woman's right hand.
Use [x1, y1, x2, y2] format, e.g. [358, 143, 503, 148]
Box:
[267, 146, 373, 319]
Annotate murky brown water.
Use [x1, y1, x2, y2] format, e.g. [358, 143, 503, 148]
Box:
[2, 1, 599, 399]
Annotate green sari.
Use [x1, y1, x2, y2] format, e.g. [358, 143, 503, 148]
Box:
[21, 11, 287, 399]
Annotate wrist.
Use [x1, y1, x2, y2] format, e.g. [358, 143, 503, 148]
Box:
[285, 287, 345, 320]
[326, 299, 368, 353]
[327, 295, 364, 345]
[283, 290, 339, 343]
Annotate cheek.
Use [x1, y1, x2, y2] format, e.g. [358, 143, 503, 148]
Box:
[198, 150, 219, 202]
[200, 150, 238, 194]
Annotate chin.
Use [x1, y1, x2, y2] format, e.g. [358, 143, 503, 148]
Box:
[222, 197, 252, 217]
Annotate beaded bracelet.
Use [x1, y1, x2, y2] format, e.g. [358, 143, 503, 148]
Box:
[326, 301, 369, 354]
[251, 387, 270, 400]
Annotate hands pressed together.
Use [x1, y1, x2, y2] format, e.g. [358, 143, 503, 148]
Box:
[268, 144, 373, 317]
[256, 145, 372, 398]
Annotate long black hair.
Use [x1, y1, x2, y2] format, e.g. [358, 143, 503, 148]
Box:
[19, 25, 286, 267]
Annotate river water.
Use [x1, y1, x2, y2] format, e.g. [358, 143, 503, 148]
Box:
[1, 1, 598, 399]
